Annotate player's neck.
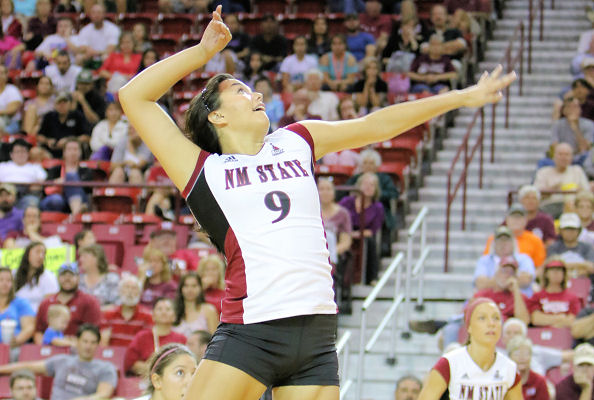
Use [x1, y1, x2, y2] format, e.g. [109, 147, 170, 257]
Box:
[220, 128, 265, 156]
[467, 342, 496, 371]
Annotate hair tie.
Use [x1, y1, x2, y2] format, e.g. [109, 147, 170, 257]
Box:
[150, 347, 179, 375]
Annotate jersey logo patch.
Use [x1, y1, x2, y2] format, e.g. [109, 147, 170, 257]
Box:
[493, 370, 502, 380]
[461, 373, 469, 379]
[271, 144, 284, 156]
[225, 155, 238, 163]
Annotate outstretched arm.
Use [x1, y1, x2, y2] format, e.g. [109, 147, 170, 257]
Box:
[301, 66, 516, 160]
[118, 5, 231, 191]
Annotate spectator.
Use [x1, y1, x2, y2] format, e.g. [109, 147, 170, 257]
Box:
[14, 242, 59, 312]
[109, 123, 153, 184]
[173, 273, 218, 336]
[124, 297, 187, 376]
[394, 375, 422, 400]
[253, 76, 284, 131]
[89, 101, 128, 160]
[136, 48, 158, 73]
[506, 336, 550, 400]
[350, 57, 387, 114]
[241, 52, 265, 90]
[34, 18, 80, 68]
[0, 23, 24, 70]
[307, 16, 331, 58]
[518, 185, 556, 246]
[3, 205, 62, 248]
[197, 254, 226, 314]
[483, 203, 546, 268]
[339, 172, 385, 285]
[572, 306, 594, 346]
[321, 97, 361, 166]
[421, 4, 466, 66]
[77, 3, 121, 69]
[383, 16, 421, 73]
[33, 263, 101, 343]
[40, 138, 93, 214]
[78, 244, 120, 307]
[408, 34, 457, 94]
[280, 36, 318, 93]
[22, 76, 55, 136]
[534, 142, 590, 206]
[131, 23, 151, 54]
[43, 49, 82, 93]
[528, 258, 582, 328]
[100, 273, 153, 347]
[97, 31, 141, 94]
[37, 92, 90, 158]
[249, 14, 287, 71]
[8, 369, 39, 400]
[72, 69, 107, 126]
[42, 304, 73, 346]
[0, 139, 47, 207]
[54, 0, 80, 13]
[0, 64, 22, 133]
[344, 13, 375, 62]
[551, 96, 594, 161]
[318, 178, 353, 313]
[186, 330, 211, 359]
[148, 228, 197, 273]
[555, 343, 594, 400]
[303, 68, 339, 121]
[0, 267, 35, 346]
[0, 324, 118, 400]
[0, 183, 22, 241]
[224, 14, 250, 61]
[547, 212, 594, 278]
[575, 190, 594, 245]
[474, 228, 535, 296]
[359, 0, 392, 55]
[203, 46, 236, 76]
[278, 88, 321, 127]
[319, 34, 358, 93]
[0, 0, 21, 39]
[138, 246, 177, 308]
[22, 0, 56, 52]
[143, 343, 198, 400]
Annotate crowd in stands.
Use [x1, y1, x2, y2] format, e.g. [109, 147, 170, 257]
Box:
[0, 0, 514, 398]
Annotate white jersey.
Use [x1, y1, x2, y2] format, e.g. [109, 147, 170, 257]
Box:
[434, 347, 520, 400]
[183, 123, 336, 324]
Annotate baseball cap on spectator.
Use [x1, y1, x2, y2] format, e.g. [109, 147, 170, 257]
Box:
[507, 203, 525, 216]
[499, 256, 518, 270]
[77, 69, 94, 83]
[559, 213, 581, 229]
[0, 183, 16, 196]
[573, 343, 594, 366]
[494, 226, 513, 239]
[58, 263, 78, 275]
[55, 91, 72, 102]
[544, 258, 565, 269]
[581, 57, 594, 70]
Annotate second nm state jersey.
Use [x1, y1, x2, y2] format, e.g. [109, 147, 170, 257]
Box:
[182, 123, 337, 324]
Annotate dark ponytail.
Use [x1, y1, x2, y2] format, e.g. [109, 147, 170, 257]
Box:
[185, 73, 234, 155]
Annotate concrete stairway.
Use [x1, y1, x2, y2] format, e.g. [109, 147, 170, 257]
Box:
[337, 1, 589, 399]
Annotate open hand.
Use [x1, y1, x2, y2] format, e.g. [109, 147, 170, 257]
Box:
[461, 65, 516, 108]
[200, 5, 232, 58]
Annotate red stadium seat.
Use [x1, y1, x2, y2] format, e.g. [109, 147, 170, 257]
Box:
[150, 34, 179, 56]
[377, 162, 409, 193]
[568, 277, 591, 307]
[96, 346, 127, 375]
[121, 213, 162, 225]
[92, 224, 136, 266]
[0, 344, 9, 365]
[238, 13, 265, 36]
[41, 159, 63, 170]
[36, 376, 53, 400]
[293, 0, 326, 13]
[156, 13, 195, 35]
[40, 223, 83, 243]
[139, 222, 190, 249]
[0, 376, 10, 399]
[72, 212, 121, 225]
[546, 365, 573, 385]
[121, 244, 147, 273]
[115, 376, 144, 399]
[92, 187, 142, 214]
[314, 164, 355, 186]
[78, 160, 110, 180]
[281, 15, 313, 39]
[327, 14, 346, 36]
[16, 71, 43, 91]
[253, 0, 287, 14]
[19, 344, 70, 362]
[179, 33, 202, 50]
[117, 12, 156, 32]
[40, 212, 69, 224]
[187, 72, 214, 91]
[527, 327, 573, 350]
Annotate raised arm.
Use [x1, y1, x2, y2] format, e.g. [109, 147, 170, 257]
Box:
[301, 66, 516, 160]
[118, 5, 231, 191]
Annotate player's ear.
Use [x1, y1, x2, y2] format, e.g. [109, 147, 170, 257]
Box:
[208, 111, 226, 127]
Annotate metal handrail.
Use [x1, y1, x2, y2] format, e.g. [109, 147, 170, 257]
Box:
[402, 206, 429, 336]
[356, 252, 404, 400]
[337, 330, 353, 400]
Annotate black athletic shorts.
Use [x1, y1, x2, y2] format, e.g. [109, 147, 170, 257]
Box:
[203, 314, 339, 387]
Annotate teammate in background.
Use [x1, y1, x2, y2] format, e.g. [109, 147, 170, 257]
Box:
[118, 5, 515, 400]
[417, 298, 523, 400]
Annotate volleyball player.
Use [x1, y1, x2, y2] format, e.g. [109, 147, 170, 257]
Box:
[118, 6, 516, 400]
[418, 298, 523, 400]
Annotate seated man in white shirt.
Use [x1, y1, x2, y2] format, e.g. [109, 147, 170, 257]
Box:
[303, 68, 339, 121]
[0, 138, 47, 208]
[44, 51, 82, 93]
[77, 3, 120, 68]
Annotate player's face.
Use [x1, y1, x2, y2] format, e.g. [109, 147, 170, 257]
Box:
[468, 302, 501, 345]
[10, 378, 36, 400]
[153, 354, 197, 400]
[509, 345, 531, 372]
[216, 79, 270, 137]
